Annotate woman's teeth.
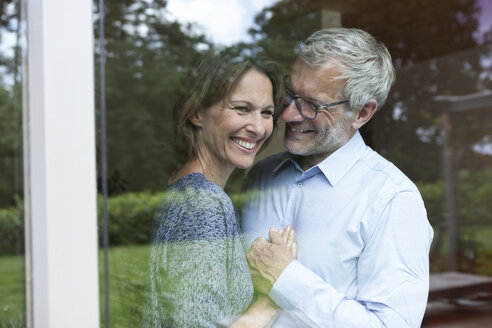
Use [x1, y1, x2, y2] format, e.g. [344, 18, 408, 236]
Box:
[233, 138, 256, 150]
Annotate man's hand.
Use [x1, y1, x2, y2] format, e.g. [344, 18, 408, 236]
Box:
[247, 226, 297, 296]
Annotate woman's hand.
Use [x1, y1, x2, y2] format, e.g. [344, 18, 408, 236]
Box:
[229, 295, 279, 328]
[269, 225, 297, 258]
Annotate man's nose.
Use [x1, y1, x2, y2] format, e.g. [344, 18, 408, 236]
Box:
[282, 100, 304, 123]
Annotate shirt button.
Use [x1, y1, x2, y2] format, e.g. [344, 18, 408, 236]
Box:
[297, 182, 303, 188]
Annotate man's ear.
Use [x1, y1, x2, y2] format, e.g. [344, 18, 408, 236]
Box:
[351, 99, 378, 130]
[189, 111, 203, 127]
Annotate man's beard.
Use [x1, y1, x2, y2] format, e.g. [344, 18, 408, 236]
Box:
[284, 111, 355, 159]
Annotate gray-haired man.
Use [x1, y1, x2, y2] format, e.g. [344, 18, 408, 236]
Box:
[241, 28, 433, 327]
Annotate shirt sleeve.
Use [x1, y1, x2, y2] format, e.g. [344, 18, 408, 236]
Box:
[145, 195, 234, 328]
[269, 191, 434, 328]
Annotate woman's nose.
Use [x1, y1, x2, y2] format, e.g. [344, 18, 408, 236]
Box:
[246, 112, 267, 136]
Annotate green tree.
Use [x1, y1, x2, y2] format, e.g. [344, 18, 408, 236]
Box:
[94, 0, 213, 194]
[0, 0, 23, 207]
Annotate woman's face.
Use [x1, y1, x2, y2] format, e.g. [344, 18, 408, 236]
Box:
[193, 68, 275, 173]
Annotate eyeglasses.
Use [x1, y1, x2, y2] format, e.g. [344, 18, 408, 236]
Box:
[284, 78, 349, 120]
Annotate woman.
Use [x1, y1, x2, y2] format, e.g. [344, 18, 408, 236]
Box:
[144, 55, 295, 328]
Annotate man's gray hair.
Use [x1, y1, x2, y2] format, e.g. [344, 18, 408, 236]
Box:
[298, 28, 396, 110]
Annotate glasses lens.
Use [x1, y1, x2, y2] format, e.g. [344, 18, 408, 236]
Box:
[297, 98, 317, 119]
[284, 86, 317, 120]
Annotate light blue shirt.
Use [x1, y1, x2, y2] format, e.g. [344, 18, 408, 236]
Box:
[240, 131, 433, 328]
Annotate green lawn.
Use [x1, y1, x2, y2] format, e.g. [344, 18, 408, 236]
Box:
[0, 254, 25, 327]
[0, 245, 151, 328]
[99, 244, 151, 328]
[2, 227, 492, 327]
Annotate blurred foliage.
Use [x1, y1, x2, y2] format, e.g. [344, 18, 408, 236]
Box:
[93, 0, 214, 195]
[417, 167, 492, 272]
[0, 199, 23, 256]
[0, 0, 22, 208]
[0, 84, 22, 208]
[0, 0, 16, 29]
[97, 191, 164, 246]
[458, 167, 492, 225]
[417, 180, 446, 227]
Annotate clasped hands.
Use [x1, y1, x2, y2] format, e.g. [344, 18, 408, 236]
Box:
[246, 225, 297, 296]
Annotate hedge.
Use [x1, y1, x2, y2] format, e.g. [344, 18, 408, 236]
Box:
[1, 167, 491, 255]
[0, 204, 23, 256]
[0, 192, 165, 255]
[97, 191, 164, 246]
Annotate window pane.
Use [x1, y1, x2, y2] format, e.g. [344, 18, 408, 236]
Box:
[0, 0, 26, 326]
[96, 0, 492, 326]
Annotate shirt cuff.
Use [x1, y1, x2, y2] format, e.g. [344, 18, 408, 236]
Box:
[269, 260, 322, 311]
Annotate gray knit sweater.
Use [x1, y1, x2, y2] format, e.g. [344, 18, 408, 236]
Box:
[144, 173, 254, 328]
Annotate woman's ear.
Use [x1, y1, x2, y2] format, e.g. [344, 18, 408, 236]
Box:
[351, 99, 378, 130]
[189, 111, 202, 127]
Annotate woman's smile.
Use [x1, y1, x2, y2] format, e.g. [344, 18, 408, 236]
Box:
[231, 137, 259, 151]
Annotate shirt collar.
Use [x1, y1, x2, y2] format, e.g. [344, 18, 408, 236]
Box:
[317, 130, 367, 186]
[272, 152, 301, 174]
[272, 131, 367, 186]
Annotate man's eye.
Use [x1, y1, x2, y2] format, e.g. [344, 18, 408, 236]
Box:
[299, 98, 319, 111]
[304, 99, 319, 111]
[308, 102, 320, 111]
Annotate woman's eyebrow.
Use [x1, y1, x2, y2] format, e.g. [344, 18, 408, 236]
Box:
[230, 100, 274, 110]
[228, 100, 253, 107]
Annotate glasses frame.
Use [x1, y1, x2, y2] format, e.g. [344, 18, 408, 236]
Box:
[284, 76, 349, 120]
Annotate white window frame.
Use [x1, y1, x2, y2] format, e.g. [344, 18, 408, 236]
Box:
[25, 0, 99, 327]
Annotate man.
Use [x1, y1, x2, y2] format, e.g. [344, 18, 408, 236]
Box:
[241, 28, 433, 327]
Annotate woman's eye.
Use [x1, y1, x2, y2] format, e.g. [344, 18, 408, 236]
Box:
[262, 110, 274, 117]
[233, 106, 249, 113]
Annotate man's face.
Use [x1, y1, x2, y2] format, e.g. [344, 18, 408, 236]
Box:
[282, 59, 357, 166]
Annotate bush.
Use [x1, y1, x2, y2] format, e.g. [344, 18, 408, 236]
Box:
[0, 192, 164, 255]
[417, 167, 492, 273]
[98, 191, 164, 246]
[417, 180, 446, 228]
[0, 203, 23, 256]
[458, 167, 492, 225]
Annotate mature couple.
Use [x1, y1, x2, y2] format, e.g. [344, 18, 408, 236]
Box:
[144, 28, 433, 328]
